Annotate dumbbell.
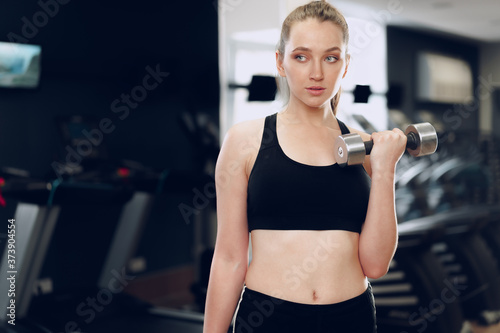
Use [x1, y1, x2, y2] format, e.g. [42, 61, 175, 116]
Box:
[334, 123, 438, 167]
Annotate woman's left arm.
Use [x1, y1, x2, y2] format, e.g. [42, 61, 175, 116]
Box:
[351, 127, 407, 279]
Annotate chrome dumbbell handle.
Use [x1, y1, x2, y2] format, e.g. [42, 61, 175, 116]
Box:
[363, 131, 420, 155]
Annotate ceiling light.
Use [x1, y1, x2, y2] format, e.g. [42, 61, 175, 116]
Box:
[432, 2, 453, 9]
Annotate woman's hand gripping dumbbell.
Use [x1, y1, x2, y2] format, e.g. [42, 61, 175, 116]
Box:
[334, 123, 438, 167]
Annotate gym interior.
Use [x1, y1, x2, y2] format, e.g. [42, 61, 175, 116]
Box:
[0, 0, 499, 332]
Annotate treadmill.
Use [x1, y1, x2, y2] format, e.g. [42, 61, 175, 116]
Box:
[0, 173, 206, 333]
[0, 114, 212, 332]
[371, 205, 500, 332]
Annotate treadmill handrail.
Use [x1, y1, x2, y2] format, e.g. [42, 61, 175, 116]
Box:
[148, 307, 204, 323]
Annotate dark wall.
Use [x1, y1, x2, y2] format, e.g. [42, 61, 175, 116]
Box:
[0, 0, 219, 174]
[0, 0, 219, 272]
[387, 26, 480, 136]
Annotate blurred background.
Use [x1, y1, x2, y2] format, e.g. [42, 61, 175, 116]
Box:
[0, 0, 499, 332]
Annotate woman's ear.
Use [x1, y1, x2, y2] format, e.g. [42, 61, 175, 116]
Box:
[342, 54, 350, 79]
[276, 51, 286, 77]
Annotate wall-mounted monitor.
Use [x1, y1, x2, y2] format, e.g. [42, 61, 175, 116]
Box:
[0, 41, 41, 89]
[417, 52, 472, 104]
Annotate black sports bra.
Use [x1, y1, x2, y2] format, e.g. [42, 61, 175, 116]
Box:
[247, 113, 371, 233]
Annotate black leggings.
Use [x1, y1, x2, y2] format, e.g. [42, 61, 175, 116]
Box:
[233, 285, 377, 333]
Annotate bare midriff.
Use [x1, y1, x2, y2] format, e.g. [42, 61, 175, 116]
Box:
[245, 229, 368, 304]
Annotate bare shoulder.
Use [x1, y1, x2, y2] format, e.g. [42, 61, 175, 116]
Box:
[221, 117, 266, 154]
[227, 117, 266, 140]
[218, 116, 268, 177]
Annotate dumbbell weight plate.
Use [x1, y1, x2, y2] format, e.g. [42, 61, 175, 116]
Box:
[334, 133, 366, 166]
[405, 123, 438, 157]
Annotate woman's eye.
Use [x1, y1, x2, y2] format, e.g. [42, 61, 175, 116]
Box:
[295, 55, 306, 62]
[326, 56, 338, 63]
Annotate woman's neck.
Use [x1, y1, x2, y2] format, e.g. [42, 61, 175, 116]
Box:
[282, 99, 336, 127]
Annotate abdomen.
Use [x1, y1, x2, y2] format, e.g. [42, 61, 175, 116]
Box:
[245, 230, 368, 304]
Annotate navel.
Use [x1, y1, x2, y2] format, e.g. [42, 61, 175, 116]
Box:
[312, 290, 318, 302]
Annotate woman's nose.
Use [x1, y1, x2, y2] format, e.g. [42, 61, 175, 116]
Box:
[310, 61, 323, 80]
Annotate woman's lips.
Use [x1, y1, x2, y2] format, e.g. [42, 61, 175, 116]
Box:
[306, 86, 325, 96]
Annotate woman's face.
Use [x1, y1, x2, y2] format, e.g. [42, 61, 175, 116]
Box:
[277, 19, 349, 110]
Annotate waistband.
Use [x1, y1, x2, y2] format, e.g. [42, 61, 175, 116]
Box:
[241, 283, 373, 314]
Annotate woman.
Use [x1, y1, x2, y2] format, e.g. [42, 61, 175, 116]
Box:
[204, 1, 407, 332]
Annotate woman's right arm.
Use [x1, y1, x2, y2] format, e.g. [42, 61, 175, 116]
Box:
[203, 123, 255, 333]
